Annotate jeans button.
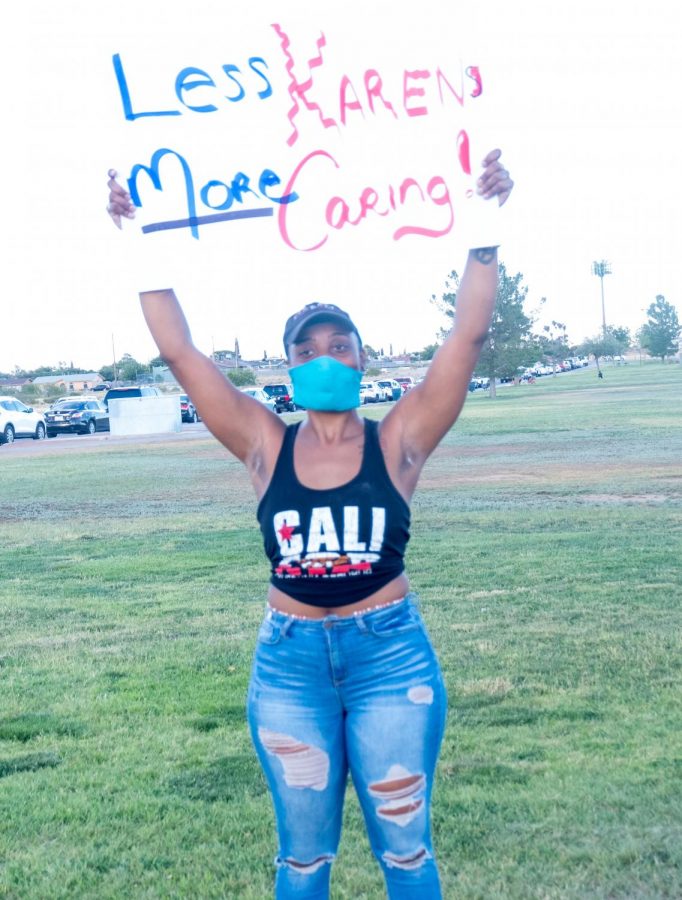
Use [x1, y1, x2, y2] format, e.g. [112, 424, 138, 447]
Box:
[323, 621, 333, 630]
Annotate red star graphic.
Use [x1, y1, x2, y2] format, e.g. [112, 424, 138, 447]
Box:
[278, 521, 297, 544]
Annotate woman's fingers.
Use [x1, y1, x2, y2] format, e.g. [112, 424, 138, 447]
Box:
[107, 204, 123, 229]
[106, 169, 136, 224]
[477, 150, 514, 206]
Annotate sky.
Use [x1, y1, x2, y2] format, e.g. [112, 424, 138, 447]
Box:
[4, 0, 681, 374]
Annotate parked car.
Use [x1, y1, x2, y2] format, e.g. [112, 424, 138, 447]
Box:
[241, 387, 278, 412]
[376, 379, 402, 401]
[0, 396, 46, 444]
[370, 381, 393, 403]
[394, 376, 415, 394]
[262, 383, 296, 412]
[103, 385, 161, 409]
[48, 396, 91, 409]
[359, 382, 381, 404]
[44, 399, 109, 436]
[179, 394, 200, 423]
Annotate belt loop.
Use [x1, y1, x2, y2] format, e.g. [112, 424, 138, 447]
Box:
[354, 614, 368, 634]
[280, 617, 294, 637]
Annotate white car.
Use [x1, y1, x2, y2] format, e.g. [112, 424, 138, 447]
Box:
[241, 387, 278, 412]
[376, 379, 401, 401]
[0, 396, 47, 444]
[372, 382, 392, 402]
[359, 382, 381, 404]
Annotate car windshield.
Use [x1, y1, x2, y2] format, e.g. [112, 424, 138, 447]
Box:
[107, 389, 140, 398]
[57, 402, 86, 410]
[264, 385, 287, 395]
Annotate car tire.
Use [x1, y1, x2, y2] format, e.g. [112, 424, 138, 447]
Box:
[1, 424, 15, 445]
[33, 423, 46, 440]
[87, 419, 97, 435]
[190, 410, 198, 423]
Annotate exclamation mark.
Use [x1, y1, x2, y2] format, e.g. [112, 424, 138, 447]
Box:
[458, 129, 474, 197]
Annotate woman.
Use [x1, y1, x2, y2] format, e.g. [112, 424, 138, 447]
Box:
[107, 149, 513, 899]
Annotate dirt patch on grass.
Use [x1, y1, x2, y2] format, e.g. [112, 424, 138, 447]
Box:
[420, 459, 682, 492]
[460, 677, 514, 697]
[579, 493, 671, 504]
[434, 443, 536, 460]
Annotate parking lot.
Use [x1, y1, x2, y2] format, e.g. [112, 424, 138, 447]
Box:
[0, 421, 211, 457]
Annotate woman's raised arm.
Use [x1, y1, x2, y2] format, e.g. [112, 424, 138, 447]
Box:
[106, 173, 285, 490]
[380, 149, 514, 494]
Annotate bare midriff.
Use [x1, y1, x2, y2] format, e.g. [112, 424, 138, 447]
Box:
[266, 573, 411, 619]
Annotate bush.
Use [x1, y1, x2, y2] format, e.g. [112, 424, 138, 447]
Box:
[225, 368, 256, 387]
[18, 384, 41, 401]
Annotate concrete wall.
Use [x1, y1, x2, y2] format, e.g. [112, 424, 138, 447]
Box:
[108, 396, 182, 436]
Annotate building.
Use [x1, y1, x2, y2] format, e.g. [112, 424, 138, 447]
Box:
[32, 373, 104, 392]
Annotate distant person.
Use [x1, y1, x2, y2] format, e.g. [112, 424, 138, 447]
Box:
[107, 148, 513, 900]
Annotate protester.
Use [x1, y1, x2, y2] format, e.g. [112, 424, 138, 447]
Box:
[107, 148, 513, 899]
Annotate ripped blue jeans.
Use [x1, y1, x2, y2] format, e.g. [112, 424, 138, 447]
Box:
[247, 593, 447, 899]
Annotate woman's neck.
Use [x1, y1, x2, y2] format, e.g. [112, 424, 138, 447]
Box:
[300, 410, 364, 445]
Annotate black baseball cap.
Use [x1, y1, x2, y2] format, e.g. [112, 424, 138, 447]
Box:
[283, 302, 362, 353]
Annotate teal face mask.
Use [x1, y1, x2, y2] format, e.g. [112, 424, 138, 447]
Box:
[289, 356, 362, 412]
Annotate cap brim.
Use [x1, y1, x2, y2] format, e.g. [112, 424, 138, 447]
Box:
[286, 312, 357, 347]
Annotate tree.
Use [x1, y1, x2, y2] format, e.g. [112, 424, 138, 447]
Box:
[606, 325, 631, 348]
[579, 333, 624, 376]
[98, 365, 115, 382]
[433, 264, 536, 397]
[417, 343, 439, 361]
[639, 295, 681, 362]
[434, 263, 536, 398]
[537, 320, 569, 375]
[431, 270, 459, 340]
[117, 353, 147, 382]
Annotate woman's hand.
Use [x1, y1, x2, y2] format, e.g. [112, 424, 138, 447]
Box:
[477, 149, 514, 206]
[106, 170, 136, 229]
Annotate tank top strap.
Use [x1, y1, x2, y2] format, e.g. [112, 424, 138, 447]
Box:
[360, 417, 387, 476]
[271, 421, 301, 481]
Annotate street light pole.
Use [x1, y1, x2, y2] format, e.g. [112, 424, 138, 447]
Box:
[112, 333, 118, 384]
[592, 260, 612, 337]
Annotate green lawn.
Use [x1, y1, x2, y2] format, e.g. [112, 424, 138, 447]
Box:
[1, 361, 680, 898]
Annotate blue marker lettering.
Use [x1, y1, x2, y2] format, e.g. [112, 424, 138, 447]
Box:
[127, 148, 199, 239]
[112, 54, 180, 121]
[230, 172, 258, 203]
[259, 169, 299, 204]
[249, 57, 273, 99]
[222, 65, 245, 102]
[175, 67, 218, 113]
[200, 180, 233, 210]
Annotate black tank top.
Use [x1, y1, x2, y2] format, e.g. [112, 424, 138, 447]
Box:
[256, 418, 411, 607]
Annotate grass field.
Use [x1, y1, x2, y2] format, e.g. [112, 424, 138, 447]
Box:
[1, 362, 680, 899]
